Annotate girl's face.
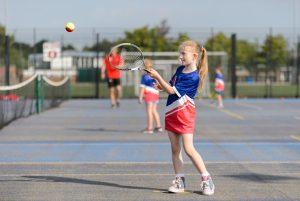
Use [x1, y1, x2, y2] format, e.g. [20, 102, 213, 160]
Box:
[144, 60, 152, 69]
[179, 46, 198, 67]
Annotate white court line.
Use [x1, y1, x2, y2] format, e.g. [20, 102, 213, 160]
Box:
[234, 102, 263, 111]
[0, 171, 299, 177]
[0, 161, 299, 165]
[201, 102, 245, 120]
[290, 135, 300, 141]
[2, 142, 297, 145]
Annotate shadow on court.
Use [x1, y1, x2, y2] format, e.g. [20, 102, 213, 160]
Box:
[0, 175, 204, 196]
[22, 176, 168, 192]
[224, 173, 300, 183]
[67, 127, 140, 133]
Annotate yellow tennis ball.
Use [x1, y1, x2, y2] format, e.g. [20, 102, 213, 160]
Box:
[65, 22, 75, 32]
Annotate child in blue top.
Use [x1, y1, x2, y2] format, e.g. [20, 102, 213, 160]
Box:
[147, 40, 215, 196]
[139, 59, 162, 134]
[214, 65, 225, 108]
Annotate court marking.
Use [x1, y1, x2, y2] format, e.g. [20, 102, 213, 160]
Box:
[201, 102, 245, 120]
[294, 116, 300, 120]
[218, 108, 245, 120]
[234, 102, 263, 111]
[290, 135, 300, 141]
[0, 170, 299, 177]
[0, 161, 299, 165]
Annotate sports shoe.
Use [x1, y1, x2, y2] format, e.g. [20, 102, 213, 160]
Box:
[111, 104, 116, 109]
[200, 176, 215, 196]
[154, 127, 163, 133]
[116, 101, 120, 108]
[168, 176, 186, 193]
[141, 128, 153, 134]
[217, 104, 224, 109]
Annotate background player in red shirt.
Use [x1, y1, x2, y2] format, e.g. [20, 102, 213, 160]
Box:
[101, 49, 123, 108]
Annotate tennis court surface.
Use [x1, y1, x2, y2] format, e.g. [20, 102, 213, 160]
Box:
[0, 99, 299, 201]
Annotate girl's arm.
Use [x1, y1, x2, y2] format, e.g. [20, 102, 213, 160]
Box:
[101, 61, 106, 80]
[147, 69, 175, 95]
[139, 87, 145, 103]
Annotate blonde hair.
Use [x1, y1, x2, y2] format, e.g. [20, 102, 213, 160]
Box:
[179, 40, 208, 90]
[144, 59, 153, 69]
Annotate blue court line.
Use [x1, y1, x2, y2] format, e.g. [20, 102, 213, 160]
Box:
[0, 142, 299, 163]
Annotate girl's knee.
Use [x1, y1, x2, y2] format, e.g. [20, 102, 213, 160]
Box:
[183, 146, 196, 158]
[171, 147, 181, 156]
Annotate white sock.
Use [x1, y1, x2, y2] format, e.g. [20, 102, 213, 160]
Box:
[201, 172, 210, 180]
[176, 174, 185, 178]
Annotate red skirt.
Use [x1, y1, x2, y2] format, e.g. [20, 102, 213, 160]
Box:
[165, 97, 195, 134]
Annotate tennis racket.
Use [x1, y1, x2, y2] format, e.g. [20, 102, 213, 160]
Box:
[108, 43, 151, 73]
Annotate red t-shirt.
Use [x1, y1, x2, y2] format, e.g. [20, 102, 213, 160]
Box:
[104, 54, 122, 79]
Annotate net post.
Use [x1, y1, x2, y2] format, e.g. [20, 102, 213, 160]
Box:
[67, 78, 71, 99]
[35, 74, 42, 113]
[40, 76, 45, 111]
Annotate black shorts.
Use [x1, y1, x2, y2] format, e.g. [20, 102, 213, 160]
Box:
[107, 78, 121, 88]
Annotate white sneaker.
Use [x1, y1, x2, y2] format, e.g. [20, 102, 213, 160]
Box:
[154, 127, 163, 133]
[200, 176, 215, 196]
[168, 177, 186, 193]
[217, 104, 224, 109]
[141, 128, 153, 134]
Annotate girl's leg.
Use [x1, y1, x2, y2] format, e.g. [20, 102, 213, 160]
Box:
[182, 134, 215, 195]
[168, 131, 183, 174]
[146, 102, 153, 130]
[116, 84, 122, 106]
[181, 134, 209, 175]
[217, 94, 223, 108]
[109, 87, 116, 106]
[152, 103, 161, 128]
[168, 131, 186, 193]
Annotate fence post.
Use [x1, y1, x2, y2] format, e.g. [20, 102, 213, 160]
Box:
[296, 36, 300, 98]
[231, 33, 237, 98]
[95, 33, 100, 98]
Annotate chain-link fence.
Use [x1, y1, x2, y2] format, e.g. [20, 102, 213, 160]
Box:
[1, 26, 299, 98]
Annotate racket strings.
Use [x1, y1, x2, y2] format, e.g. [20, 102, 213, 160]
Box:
[120, 49, 143, 70]
[110, 44, 144, 70]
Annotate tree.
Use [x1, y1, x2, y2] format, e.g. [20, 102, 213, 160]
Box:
[262, 34, 287, 70]
[62, 44, 76, 51]
[0, 25, 5, 66]
[84, 20, 190, 53]
[34, 39, 48, 53]
[205, 32, 231, 53]
[236, 39, 257, 72]
[83, 39, 115, 53]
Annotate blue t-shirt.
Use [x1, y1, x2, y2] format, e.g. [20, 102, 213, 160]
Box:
[167, 66, 199, 106]
[140, 73, 157, 88]
[215, 72, 224, 81]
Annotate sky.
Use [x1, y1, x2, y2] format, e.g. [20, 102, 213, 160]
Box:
[0, 0, 299, 47]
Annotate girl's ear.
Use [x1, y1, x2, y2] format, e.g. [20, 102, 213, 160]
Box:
[194, 52, 199, 60]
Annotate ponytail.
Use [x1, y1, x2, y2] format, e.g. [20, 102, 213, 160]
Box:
[198, 47, 208, 90]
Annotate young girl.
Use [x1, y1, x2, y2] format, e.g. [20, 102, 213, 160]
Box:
[139, 59, 163, 134]
[147, 41, 215, 195]
[214, 65, 225, 108]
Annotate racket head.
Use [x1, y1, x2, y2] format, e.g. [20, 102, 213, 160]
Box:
[109, 43, 145, 71]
